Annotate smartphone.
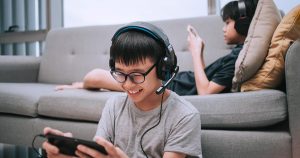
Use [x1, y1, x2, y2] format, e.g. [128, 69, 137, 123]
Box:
[45, 134, 108, 156]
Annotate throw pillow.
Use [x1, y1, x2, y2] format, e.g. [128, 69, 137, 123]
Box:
[231, 0, 282, 92]
[241, 4, 300, 91]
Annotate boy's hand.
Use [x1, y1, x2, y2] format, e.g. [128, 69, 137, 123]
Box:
[187, 25, 205, 58]
[42, 127, 74, 158]
[76, 136, 128, 158]
[55, 82, 84, 91]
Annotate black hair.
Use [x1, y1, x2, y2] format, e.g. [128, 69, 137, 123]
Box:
[221, 0, 257, 22]
[110, 30, 164, 66]
[221, 1, 239, 22]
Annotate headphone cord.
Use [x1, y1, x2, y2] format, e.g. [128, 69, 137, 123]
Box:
[140, 91, 165, 158]
[32, 134, 46, 158]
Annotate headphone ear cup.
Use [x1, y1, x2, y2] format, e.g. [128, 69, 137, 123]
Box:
[234, 18, 250, 36]
[157, 52, 177, 81]
[156, 57, 165, 81]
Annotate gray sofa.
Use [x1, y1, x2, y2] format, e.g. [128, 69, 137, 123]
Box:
[0, 15, 299, 158]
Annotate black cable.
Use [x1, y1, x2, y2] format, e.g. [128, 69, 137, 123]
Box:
[32, 134, 46, 158]
[140, 91, 165, 158]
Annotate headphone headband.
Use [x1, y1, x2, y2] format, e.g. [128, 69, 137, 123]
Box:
[111, 22, 172, 52]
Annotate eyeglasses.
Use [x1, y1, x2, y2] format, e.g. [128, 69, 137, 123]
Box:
[110, 63, 156, 84]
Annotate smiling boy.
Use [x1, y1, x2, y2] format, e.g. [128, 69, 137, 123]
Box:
[43, 22, 202, 158]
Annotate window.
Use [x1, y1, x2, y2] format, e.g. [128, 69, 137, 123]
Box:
[0, 0, 63, 56]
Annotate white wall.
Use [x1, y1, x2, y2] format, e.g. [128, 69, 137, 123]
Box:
[274, 0, 299, 14]
[63, 0, 207, 27]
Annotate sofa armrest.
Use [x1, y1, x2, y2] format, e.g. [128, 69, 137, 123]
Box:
[285, 39, 300, 157]
[0, 56, 41, 82]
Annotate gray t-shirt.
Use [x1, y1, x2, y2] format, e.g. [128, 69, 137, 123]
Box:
[95, 91, 202, 158]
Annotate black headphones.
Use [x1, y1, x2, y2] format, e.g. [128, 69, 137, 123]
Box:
[110, 22, 179, 94]
[235, 0, 253, 36]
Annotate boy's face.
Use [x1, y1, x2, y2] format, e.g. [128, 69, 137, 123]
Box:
[222, 18, 246, 44]
[114, 58, 162, 107]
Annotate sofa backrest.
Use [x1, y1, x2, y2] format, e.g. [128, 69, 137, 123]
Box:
[38, 24, 121, 84]
[38, 15, 231, 84]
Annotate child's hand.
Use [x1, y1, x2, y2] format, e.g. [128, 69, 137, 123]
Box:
[187, 25, 205, 58]
[55, 82, 84, 91]
[42, 127, 74, 158]
[76, 136, 129, 158]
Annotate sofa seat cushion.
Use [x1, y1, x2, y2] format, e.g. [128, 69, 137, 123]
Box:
[184, 89, 287, 128]
[0, 83, 56, 117]
[38, 88, 286, 128]
[37, 89, 124, 122]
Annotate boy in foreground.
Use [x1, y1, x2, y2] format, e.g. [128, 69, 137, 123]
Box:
[43, 22, 202, 158]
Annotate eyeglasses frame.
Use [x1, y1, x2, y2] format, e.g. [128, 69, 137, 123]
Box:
[110, 63, 157, 84]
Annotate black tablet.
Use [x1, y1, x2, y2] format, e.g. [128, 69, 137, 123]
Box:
[45, 134, 108, 156]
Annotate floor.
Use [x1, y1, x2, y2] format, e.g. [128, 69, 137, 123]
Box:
[0, 143, 40, 158]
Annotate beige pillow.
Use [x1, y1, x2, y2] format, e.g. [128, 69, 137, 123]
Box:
[241, 4, 300, 91]
[231, 0, 282, 92]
